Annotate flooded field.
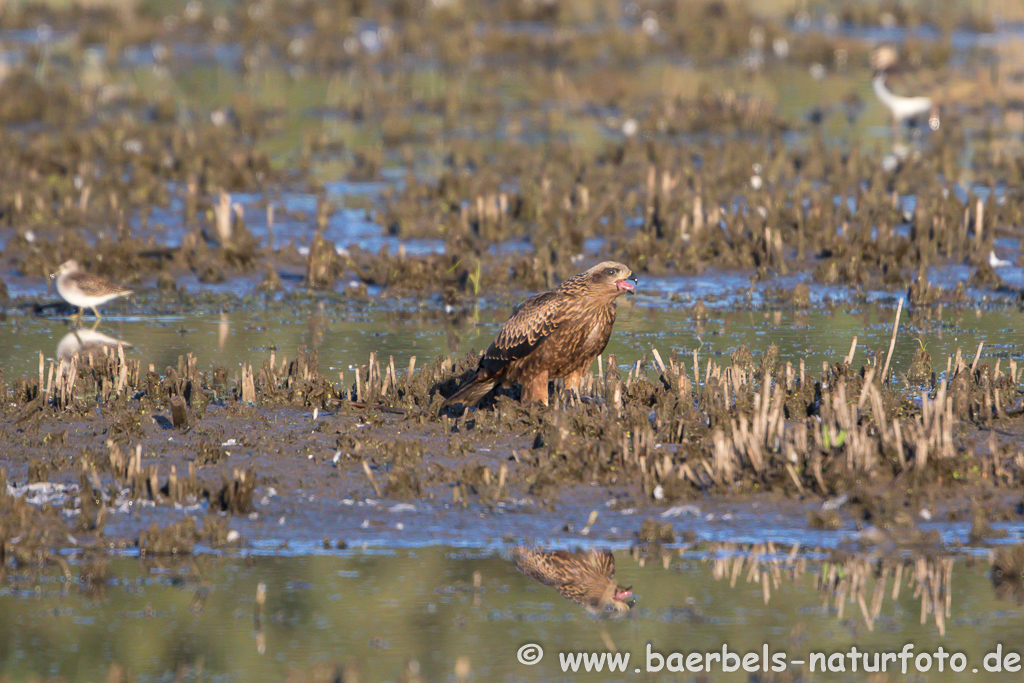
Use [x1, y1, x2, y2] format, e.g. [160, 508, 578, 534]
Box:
[3, 0, 1024, 679]
[2, 545, 1023, 682]
[7, 269, 1024, 384]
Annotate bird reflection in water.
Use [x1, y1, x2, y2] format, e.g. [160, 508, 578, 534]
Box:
[56, 328, 133, 362]
[514, 547, 635, 614]
[991, 546, 1024, 606]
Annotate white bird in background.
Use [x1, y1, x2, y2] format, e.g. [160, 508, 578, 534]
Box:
[872, 71, 940, 139]
[989, 250, 1012, 269]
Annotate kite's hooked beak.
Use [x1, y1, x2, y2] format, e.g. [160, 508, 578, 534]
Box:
[616, 276, 637, 293]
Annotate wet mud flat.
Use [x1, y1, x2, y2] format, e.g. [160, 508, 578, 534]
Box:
[3, 0, 1024, 678]
[0, 0, 1021, 568]
[2, 332, 1024, 564]
[1, 0, 1024, 307]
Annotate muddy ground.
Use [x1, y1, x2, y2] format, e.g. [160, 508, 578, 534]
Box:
[1, 0, 1024, 573]
[0, 332, 1022, 572]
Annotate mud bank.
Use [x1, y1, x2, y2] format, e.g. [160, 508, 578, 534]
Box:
[0, 333, 1022, 571]
[2, 1, 1024, 305]
[1, 0, 1024, 569]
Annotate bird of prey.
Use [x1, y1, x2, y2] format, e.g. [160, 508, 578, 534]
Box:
[441, 261, 636, 409]
[51, 259, 132, 326]
[514, 547, 635, 613]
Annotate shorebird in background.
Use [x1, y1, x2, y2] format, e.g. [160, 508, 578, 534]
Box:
[52, 259, 132, 327]
[873, 70, 939, 139]
[870, 45, 939, 141]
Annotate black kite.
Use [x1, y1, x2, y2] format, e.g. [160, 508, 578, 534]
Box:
[441, 261, 636, 409]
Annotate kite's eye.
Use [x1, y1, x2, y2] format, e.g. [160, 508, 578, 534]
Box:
[604, 268, 617, 277]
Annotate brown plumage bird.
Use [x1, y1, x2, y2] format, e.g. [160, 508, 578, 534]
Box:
[441, 261, 636, 409]
[514, 547, 635, 613]
[51, 259, 132, 326]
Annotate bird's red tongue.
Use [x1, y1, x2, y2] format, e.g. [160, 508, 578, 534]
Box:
[615, 279, 635, 292]
[615, 587, 634, 601]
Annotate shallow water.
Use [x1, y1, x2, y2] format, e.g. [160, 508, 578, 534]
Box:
[3, 282, 1024, 390]
[1, 546, 1021, 682]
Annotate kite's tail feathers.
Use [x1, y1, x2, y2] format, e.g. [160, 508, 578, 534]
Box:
[439, 373, 498, 413]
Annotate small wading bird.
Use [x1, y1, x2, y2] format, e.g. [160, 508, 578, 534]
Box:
[440, 261, 636, 410]
[51, 259, 132, 327]
[514, 547, 635, 613]
[872, 70, 939, 139]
